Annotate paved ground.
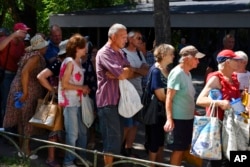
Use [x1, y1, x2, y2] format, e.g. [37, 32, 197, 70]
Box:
[0, 74, 205, 167]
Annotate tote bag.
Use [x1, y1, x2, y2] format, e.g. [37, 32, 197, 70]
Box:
[135, 68, 164, 125]
[222, 108, 250, 160]
[118, 79, 143, 118]
[29, 92, 58, 130]
[190, 101, 222, 160]
[81, 94, 95, 128]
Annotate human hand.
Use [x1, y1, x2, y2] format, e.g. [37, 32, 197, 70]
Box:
[14, 30, 27, 39]
[19, 92, 28, 103]
[217, 100, 231, 110]
[82, 85, 91, 95]
[163, 119, 174, 132]
[105, 71, 116, 79]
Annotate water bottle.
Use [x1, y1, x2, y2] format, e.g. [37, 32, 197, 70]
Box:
[166, 130, 174, 144]
[14, 91, 23, 108]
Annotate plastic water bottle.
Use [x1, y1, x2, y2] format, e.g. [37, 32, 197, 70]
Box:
[166, 130, 174, 144]
[14, 91, 23, 108]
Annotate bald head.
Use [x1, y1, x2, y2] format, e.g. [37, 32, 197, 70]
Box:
[49, 24, 62, 46]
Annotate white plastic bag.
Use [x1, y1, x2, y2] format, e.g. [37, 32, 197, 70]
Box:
[222, 108, 249, 160]
[81, 95, 94, 128]
[118, 79, 143, 118]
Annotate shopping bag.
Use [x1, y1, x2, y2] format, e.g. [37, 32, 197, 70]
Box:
[51, 105, 64, 131]
[29, 92, 58, 130]
[184, 146, 202, 167]
[190, 101, 222, 160]
[118, 79, 143, 118]
[222, 108, 249, 160]
[81, 94, 94, 128]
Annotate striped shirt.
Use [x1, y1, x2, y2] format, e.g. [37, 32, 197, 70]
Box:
[96, 43, 130, 108]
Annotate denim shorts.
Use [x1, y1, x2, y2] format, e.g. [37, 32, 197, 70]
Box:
[97, 105, 123, 154]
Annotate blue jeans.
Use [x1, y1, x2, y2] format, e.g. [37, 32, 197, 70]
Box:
[97, 105, 123, 154]
[63, 106, 88, 165]
[0, 72, 15, 127]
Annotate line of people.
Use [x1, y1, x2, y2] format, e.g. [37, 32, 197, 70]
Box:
[1, 22, 249, 167]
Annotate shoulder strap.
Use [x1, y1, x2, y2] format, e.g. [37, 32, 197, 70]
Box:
[145, 67, 157, 93]
[136, 49, 142, 61]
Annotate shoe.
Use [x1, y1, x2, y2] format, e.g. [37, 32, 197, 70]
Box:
[63, 164, 77, 167]
[29, 154, 38, 160]
[46, 160, 61, 167]
[18, 152, 38, 160]
[75, 159, 93, 166]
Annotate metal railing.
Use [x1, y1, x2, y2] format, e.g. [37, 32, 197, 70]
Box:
[0, 130, 183, 167]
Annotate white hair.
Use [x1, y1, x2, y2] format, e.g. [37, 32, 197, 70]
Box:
[108, 23, 126, 38]
[235, 50, 248, 62]
[218, 61, 225, 70]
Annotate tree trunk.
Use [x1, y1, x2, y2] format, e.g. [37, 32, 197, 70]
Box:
[153, 0, 171, 46]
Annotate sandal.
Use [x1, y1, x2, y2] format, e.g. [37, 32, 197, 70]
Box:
[46, 160, 61, 167]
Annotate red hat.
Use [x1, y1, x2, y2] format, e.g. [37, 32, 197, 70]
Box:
[216, 49, 242, 63]
[13, 23, 30, 31]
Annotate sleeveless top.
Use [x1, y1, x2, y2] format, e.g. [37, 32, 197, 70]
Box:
[206, 71, 241, 120]
[58, 57, 84, 107]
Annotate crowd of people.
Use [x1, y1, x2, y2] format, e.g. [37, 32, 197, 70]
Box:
[0, 22, 249, 167]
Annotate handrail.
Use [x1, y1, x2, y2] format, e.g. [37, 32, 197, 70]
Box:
[0, 130, 183, 167]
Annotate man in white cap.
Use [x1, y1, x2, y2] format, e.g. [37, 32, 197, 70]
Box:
[234, 51, 250, 91]
[164, 45, 205, 166]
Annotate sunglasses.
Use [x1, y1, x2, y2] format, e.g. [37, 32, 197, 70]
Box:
[136, 37, 142, 40]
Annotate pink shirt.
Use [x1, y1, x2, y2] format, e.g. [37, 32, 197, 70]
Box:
[95, 43, 130, 108]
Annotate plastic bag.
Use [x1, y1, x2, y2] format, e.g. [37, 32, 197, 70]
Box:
[118, 79, 143, 118]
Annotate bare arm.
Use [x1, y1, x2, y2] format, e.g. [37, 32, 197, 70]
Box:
[154, 88, 166, 102]
[196, 75, 230, 110]
[37, 68, 55, 92]
[20, 55, 40, 102]
[0, 30, 26, 51]
[131, 63, 149, 76]
[164, 88, 176, 132]
[117, 67, 134, 80]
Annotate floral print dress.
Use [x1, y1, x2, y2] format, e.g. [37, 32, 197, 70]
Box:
[3, 51, 46, 135]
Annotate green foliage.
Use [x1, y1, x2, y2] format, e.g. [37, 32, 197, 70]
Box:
[0, 156, 30, 167]
[1, 0, 135, 34]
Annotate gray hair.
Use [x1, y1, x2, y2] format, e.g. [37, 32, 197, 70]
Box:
[127, 30, 141, 38]
[235, 50, 248, 62]
[108, 23, 126, 38]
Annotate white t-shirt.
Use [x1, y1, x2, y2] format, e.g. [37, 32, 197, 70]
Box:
[236, 71, 250, 90]
[123, 48, 146, 96]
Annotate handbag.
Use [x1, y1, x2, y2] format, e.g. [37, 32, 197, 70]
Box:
[81, 94, 95, 128]
[51, 105, 64, 131]
[190, 101, 222, 160]
[118, 79, 143, 118]
[29, 92, 58, 130]
[222, 108, 250, 160]
[135, 67, 164, 125]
